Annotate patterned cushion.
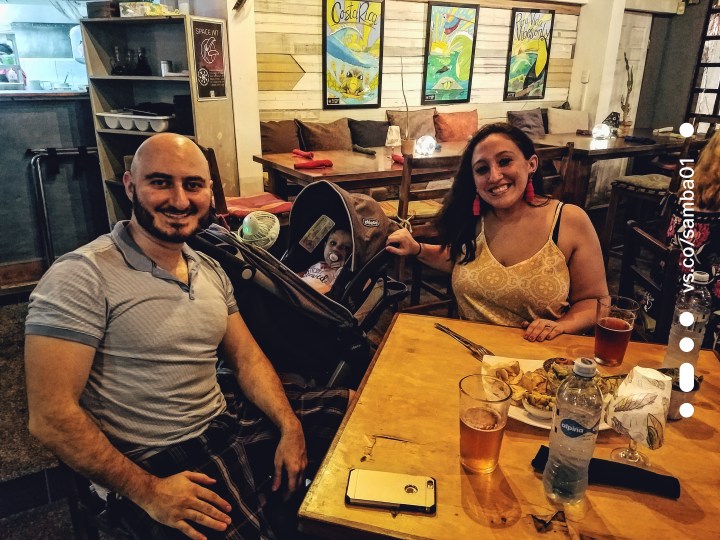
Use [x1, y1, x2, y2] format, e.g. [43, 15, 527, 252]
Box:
[348, 119, 391, 147]
[386, 108, 437, 139]
[433, 110, 478, 142]
[260, 120, 301, 154]
[507, 108, 546, 137]
[612, 174, 671, 192]
[295, 118, 353, 151]
[225, 193, 292, 218]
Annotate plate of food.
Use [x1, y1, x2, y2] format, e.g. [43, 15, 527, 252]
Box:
[481, 356, 619, 430]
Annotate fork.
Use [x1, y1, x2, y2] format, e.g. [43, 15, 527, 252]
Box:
[434, 323, 495, 360]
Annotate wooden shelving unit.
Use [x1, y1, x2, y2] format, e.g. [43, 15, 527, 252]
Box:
[81, 15, 237, 224]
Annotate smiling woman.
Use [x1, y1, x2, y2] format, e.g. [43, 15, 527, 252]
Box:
[386, 123, 608, 342]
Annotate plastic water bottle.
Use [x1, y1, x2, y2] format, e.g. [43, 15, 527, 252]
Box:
[663, 271, 713, 369]
[543, 358, 603, 504]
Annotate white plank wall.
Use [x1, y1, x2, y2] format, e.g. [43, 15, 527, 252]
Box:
[255, 0, 579, 123]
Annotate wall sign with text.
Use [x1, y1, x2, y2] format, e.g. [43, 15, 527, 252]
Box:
[503, 8, 555, 101]
[323, 0, 384, 109]
[192, 19, 227, 100]
[421, 2, 478, 105]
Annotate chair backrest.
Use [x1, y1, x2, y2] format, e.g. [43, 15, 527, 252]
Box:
[619, 219, 681, 343]
[199, 145, 229, 214]
[397, 153, 461, 234]
[666, 136, 693, 195]
[535, 142, 574, 199]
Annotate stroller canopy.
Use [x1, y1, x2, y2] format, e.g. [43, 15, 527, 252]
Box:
[286, 180, 397, 273]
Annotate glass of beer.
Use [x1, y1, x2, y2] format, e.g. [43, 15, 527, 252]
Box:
[459, 374, 512, 473]
[594, 295, 639, 366]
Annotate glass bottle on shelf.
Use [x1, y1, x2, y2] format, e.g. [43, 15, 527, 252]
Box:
[110, 46, 126, 75]
[135, 47, 152, 76]
[125, 48, 137, 75]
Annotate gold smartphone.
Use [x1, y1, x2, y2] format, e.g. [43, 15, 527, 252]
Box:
[345, 468, 436, 514]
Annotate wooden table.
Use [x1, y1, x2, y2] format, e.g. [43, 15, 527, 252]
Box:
[534, 130, 708, 207]
[253, 141, 469, 200]
[255, 131, 705, 208]
[299, 313, 720, 539]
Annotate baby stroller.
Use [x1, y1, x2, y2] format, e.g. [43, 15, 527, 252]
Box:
[188, 180, 407, 388]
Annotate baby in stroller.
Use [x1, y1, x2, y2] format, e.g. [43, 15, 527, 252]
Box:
[300, 228, 352, 294]
[191, 180, 407, 388]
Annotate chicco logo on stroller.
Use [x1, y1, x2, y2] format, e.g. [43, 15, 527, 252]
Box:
[362, 218, 380, 227]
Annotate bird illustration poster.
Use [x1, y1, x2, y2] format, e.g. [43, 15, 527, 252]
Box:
[504, 9, 554, 101]
[323, 0, 384, 109]
[422, 2, 478, 105]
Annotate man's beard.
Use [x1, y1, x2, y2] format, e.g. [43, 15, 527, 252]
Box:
[132, 190, 210, 243]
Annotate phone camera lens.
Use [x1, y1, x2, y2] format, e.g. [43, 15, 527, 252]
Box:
[404, 484, 418, 494]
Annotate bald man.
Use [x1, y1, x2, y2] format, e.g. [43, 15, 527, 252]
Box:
[24, 134, 350, 540]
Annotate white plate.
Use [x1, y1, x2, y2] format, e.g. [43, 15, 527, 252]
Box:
[483, 356, 610, 431]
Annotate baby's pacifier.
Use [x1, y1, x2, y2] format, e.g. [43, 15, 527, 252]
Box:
[328, 252, 344, 268]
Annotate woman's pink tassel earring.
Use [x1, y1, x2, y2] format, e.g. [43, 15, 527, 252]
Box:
[472, 194, 481, 216]
[524, 179, 535, 203]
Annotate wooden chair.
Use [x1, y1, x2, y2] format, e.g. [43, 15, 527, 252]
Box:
[601, 136, 692, 268]
[618, 219, 681, 344]
[535, 142, 575, 200]
[202, 146, 292, 226]
[380, 152, 461, 310]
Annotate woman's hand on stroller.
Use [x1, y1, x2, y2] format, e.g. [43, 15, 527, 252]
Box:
[386, 228, 420, 257]
[273, 419, 307, 493]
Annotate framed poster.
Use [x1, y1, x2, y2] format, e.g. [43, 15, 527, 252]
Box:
[503, 8, 555, 101]
[421, 2, 478, 105]
[323, 0, 384, 109]
[192, 19, 227, 100]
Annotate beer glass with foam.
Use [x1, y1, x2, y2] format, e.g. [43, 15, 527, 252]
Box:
[594, 295, 639, 367]
[459, 375, 512, 473]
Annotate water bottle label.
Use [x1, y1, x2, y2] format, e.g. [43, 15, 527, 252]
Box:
[560, 418, 597, 438]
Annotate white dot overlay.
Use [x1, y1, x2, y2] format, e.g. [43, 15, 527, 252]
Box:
[679, 123, 695, 137]
[679, 337, 696, 352]
[679, 311, 695, 327]
[679, 403, 694, 418]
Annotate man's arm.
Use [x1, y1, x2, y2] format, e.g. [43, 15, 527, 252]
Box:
[25, 335, 232, 540]
[220, 312, 307, 492]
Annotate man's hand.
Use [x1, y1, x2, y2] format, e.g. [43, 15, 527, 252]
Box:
[272, 421, 307, 493]
[522, 319, 566, 342]
[138, 471, 232, 540]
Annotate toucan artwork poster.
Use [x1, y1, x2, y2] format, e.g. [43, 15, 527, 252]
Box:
[323, 0, 384, 109]
[504, 9, 555, 101]
[421, 2, 478, 105]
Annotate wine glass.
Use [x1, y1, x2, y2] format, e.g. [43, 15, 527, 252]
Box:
[610, 437, 650, 467]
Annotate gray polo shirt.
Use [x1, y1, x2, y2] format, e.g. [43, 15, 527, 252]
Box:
[26, 221, 239, 457]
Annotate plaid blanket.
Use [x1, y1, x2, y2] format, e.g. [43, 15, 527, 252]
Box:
[111, 372, 349, 539]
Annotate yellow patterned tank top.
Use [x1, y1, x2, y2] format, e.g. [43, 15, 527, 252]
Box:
[451, 202, 570, 327]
